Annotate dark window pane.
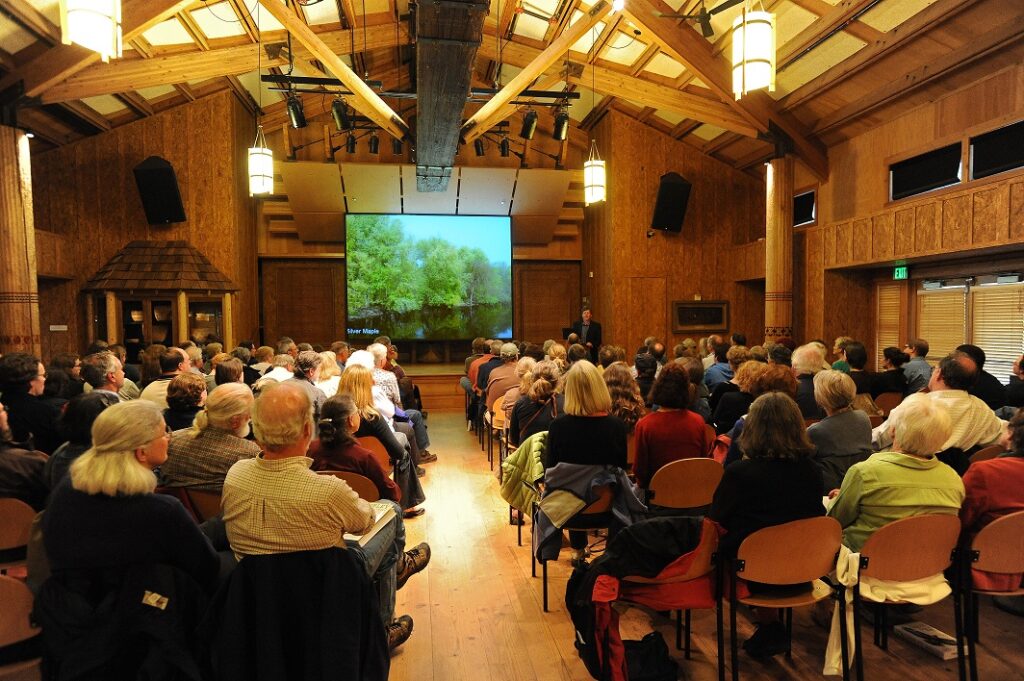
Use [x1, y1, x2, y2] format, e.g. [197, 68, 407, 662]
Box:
[890, 143, 961, 200]
[971, 120, 1024, 180]
[793, 190, 816, 226]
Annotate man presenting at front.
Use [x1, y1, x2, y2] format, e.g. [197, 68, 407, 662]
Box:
[572, 306, 602, 363]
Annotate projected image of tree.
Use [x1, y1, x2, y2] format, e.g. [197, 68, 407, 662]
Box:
[346, 214, 512, 341]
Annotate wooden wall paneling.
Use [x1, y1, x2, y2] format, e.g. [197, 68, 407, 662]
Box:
[626, 276, 667, 359]
[0, 127, 41, 356]
[260, 259, 345, 346]
[941, 193, 971, 250]
[730, 280, 765, 344]
[971, 184, 1007, 245]
[852, 218, 872, 263]
[803, 228, 825, 342]
[512, 262, 581, 342]
[1011, 179, 1024, 241]
[232, 92, 259, 344]
[914, 202, 941, 252]
[823, 224, 836, 268]
[823, 269, 873, 362]
[835, 221, 853, 265]
[894, 208, 915, 257]
[871, 213, 894, 261]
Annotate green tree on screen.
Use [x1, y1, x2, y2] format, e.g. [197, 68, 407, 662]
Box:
[415, 238, 465, 306]
[347, 215, 418, 312]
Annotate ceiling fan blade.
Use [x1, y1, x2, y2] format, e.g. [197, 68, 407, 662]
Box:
[698, 13, 714, 37]
[708, 0, 744, 16]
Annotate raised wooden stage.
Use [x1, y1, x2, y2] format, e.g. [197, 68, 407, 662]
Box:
[407, 363, 465, 413]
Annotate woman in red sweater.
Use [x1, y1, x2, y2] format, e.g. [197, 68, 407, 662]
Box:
[309, 394, 401, 503]
[633, 362, 710, 489]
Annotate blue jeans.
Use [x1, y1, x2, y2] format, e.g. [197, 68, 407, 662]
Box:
[346, 499, 404, 624]
[404, 409, 430, 450]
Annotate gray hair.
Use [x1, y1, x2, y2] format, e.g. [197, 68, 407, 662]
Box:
[792, 344, 826, 375]
[812, 370, 856, 412]
[346, 350, 375, 370]
[81, 351, 119, 388]
[252, 382, 312, 450]
[295, 350, 323, 377]
[196, 382, 253, 431]
[888, 393, 952, 456]
[230, 346, 252, 363]
[272, 354, 294, 368]
[367, 343, 388, 367]
[70, 401, 163, 496]
[500, 342, 519, 361]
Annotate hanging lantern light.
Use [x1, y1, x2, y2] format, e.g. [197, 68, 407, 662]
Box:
[247, 125, 273, 196]
[731, 5, 775, 100]
[583, 139, 606, 206]
[60, 0, 122, 62]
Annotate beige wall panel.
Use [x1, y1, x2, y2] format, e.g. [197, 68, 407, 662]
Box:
[400, 164, 459, 214]
[280, 162, 347, 212]
[894, 208, 915, 257]
[1011, 180, 1024, 241]
[941, 193, 971, 250]
[511, 169, 572, 216]
[852, 218, 872, 263]
[457, 167, 517, 215]
[971, 184, 1008, 245]
[914, 202, 940, 251]
[340, 163, 402, 214]
[871, 213, 895, 261]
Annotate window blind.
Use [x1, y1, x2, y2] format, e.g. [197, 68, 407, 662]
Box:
[876, 283, 901, 370]
[970, 283, 1024, 385]
[916, 289, 966, 364]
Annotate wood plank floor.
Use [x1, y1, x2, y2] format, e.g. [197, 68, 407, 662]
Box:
[390, 411, 1024, 681]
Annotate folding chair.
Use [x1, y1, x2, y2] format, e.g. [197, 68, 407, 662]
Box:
[646, 458, 723, 514]
[357, 436, 393, 472]
[487, 397, 505, 470]
[0, 575, 41, 679]
[317, 471, 382, 502]
[873, 392, 903, 417]
[969, 445, 1004, 465]
[0, 499, 36, 575]
[185, 489, 223, 523]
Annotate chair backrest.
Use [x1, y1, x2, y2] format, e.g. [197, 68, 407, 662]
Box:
[874, 391, 903, 416]
[859, 514, 961, 581]
[626, 434, 637, 469]
[318, 471, 381, 502]
[804, 419, 820, 428]
[648, 458, 723, 509]
[0, 498, 35, 551]
[735, 516, 841, 585]
[0, 574, 40, 647]
[625, 517, 720, 584]
[581, 484, 614, 515]
[969, 444, 1004, 464]
[703, 424, 716, 455]
[868, 414, 885, 428]
[357, 436, 392, 471]
[971, 510, 1024, 575]
[491, 397, 506, 429]
[185, 489, 222, 523]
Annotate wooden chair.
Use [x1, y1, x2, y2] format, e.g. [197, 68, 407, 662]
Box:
[969, 444, 1004, 464]
[0, 498, 35, 575]
[487, 396, 505, 470]
[317, 471, 381, 502]
[853, 514, 963, 681]
[532, 484, 614, 612]
[0, 575, 42, 680]
[727, 516, 847, 681]
[357, 436, 392, 472]
[960, 510, 1024, 681]
[626, 434, 637, 471]
[868, 414, 885, 428]
[874, 391, 903, 416]
[704, 423, 717, 455]
[647, 458, 723, 513]
[185, 489, 222, 523]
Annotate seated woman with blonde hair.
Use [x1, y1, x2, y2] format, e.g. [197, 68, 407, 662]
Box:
[315, 350, 342, 398]
[508, 360, 564, 448]
[827, 393, 965, 552]
[502, 356, 537, 424]
[807, 370, 872, 493]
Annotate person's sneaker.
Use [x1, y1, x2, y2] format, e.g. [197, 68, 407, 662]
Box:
[420, 451, 438, 463]
[397, 542, 431, 589]
[403, 507, 425, 519]
[742, 621, 788, 659]
[467, 420, 473, 432]
[416, 466, 426, 477]
[387, 615, 414, 651]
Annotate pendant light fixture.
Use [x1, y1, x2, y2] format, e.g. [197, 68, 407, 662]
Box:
[731, 2, 775, 100]
[583, 27, 606, 205]
[247, 4, 273, 196]
[60, 0, 122, 62]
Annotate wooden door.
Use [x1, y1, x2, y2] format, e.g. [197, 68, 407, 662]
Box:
[513, 262, 581, 342]
[260, 259, 345, 346]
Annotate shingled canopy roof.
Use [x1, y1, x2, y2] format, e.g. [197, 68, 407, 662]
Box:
[84, 240, 236, 293]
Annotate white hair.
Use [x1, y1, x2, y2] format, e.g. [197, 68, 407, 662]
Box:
[792, 344, 826, 375]
[196, 382, 253, 431]
[347, 349, 376, 370]
[366, 343, 388, 367]
[888, 393, 953, 456]
[251, 382, 312, 450]
[70, 401, 163, 496]
[812, 370, 855, 411]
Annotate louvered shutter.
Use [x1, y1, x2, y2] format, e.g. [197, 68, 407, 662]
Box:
[916, 289, 967, 364]
[969, 284, 1024, 385]
[876, 283, 901, 370]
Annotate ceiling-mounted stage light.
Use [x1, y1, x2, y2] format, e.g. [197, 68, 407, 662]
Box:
[552, 109, 570, 141]
[392, 138, 403, 155]
[474, 139, 486, 157]
[331, 98, 352, 131]
[500, 137, 510, 157]
[520, 109, 538, 140]
[368, 133, 380, 154]
[60, 0, 122, 62]
[247, 124, 273, 196]
[287, 93, 307, 129]
[345, 133, 356, 153]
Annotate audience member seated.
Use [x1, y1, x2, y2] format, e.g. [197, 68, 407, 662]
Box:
[164, 372, 207, 432]
[768, 343, 792, 367]
[38, 401, 219, 677]
[632, 363, 710, 489]
[545, 360, 629, 564]
[221, 382, 428, 652]
[44, 391, 119, 489]
[871, 346, 910, 397]
[284, 351, 328, 427]
[162, 383, 258, 492]
[309, 394, 401, 504]
[807, 370, 872, 493]
[902, 338, 932, 395]
[231, 346, 261, 386]
[872, 352, 1005, 458]
[255, 354, 295, 391]
[809, 341, 832, 370]
[634, 351, 659, 407]
[0, 352, 63, 454]
[723, 365, 799, 466]
[474, 340, 505, 402]
[957, 343, 1007, 411]
[315, 351, 342, 398]
[702, 334, 723, 370]
[709, 392, 824, 658]
[0, 401, 48, 509]
[250, 345, 275, 375]
[486, 343, 522, 413]
[602, 363, 646, 435]
[339, 365, 426, 516]
[1006, 355, 1024, 410]
[361, 345, 433, 464]
[843, 341, 873, 394]
[39, 366, 71, 412]
[140, 348, 191, 409]
[204, 352, 230, 393]
[108, 343, 142, 391]
[960, 409, 1024, 590]
[712, 360, 765, 435]
[829, 393, 964, 551]
[791, 344, 826, 420]
[138, 343, 167, 388]
[708, 345, 751, 413]
[502, 357, 537, 425]
[508, 360, 563, 447]
[567, 343, 590, 366]
[679, 357, 712, 423]
[214, 357, 244, 391]
[831, 336, 854, 373]
[703, 342, 733, 393]
[49, 353, 84, 399]
[80, 350, 125, 402]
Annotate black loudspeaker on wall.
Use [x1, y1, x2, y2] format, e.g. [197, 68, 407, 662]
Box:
[133, 156, 186, 225]
[650, 171, 692, 233]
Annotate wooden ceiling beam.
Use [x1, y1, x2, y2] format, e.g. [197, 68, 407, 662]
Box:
[116, 91, 155, 117]
[226, 0, 259, 42]
[813, 13, 1024, 135]
[1, 0, 60, 45]
[702, 131, 742, 156]
[785, 0, 883, 47]
[0, 0, 194, 99]
[16, 108, 80, 146]
[624, 0, 828, 178]
[462, 0, 613, 142]
[629, 43, 661, 76]
[255, 0, 408, 140]
[0, 47, 16, 73]
[58, 101, 112, 131]
[778, 0, 880, 70]
[40, 23, 409, 103]
[225, 74, 260, 116]
[176, 11, 211, 51]
[174, 82, 197, 101]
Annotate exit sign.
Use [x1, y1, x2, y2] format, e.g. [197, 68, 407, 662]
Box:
[893, 265, 908, 280]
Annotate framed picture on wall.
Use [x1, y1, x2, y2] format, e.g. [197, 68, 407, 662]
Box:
[672, 301, 729, 334]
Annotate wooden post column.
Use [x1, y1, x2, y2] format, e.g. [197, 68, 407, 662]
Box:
[222, 292, 234, 350]
[764, 155, 794, 342]
[0, 126, 41, 356]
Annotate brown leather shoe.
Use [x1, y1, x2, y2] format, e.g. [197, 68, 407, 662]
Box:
[420, 451, 438, 463]
[387, 615, 414, 651]
[397, 542, 431, 589]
